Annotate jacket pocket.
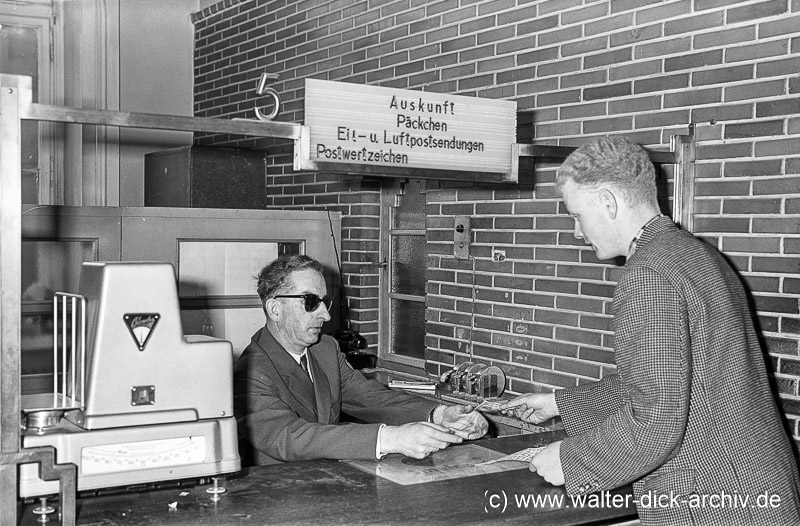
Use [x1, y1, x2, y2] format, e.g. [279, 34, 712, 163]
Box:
[634, 469, 697, 526]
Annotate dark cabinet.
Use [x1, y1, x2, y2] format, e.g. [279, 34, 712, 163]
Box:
[144, 146, 267, 209]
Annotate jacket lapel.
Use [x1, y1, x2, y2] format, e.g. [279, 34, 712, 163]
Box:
[307, 351, 332, 424]
[255, 327, 318, 419]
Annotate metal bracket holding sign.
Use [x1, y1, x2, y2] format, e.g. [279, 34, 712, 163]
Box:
[516, 138, 696, 232]
[295, 79, 519, 184]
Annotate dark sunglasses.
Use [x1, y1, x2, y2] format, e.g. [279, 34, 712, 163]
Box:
[274, 293, 333, 313]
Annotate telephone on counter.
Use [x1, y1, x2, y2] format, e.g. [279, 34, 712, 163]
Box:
[333, 329, 377, 369]
[333, 328, 367, 352]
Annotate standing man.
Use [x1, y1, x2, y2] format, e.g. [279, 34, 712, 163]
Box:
[234, 254, 487, 465]
[502, 136, 800, 524]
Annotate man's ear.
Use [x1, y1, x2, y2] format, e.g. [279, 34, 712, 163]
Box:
[598, 188, 618, 219]
[265, 298, 281, 322]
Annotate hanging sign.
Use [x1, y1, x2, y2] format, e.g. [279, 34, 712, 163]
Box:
[296, 79, 517, 178]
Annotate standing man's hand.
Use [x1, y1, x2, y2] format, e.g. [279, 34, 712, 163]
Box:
[432, 404, 489, 440]
[379, 422, 462, 459]
[530, 441, 565, 486]
[499, 393, 559, 424]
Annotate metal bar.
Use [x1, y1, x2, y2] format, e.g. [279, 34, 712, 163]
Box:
[672, 133, 696, 232]
[178, 296, 262, 310]
[81, 296, 86, 406]
[388, 229, 425, 236]
[53, 295, 58, 407]
[0, 73, 25, 526]
[509, 143, 520, 183]
[517, 143, 577, 159]
[23, 103, 303, 140]
[71, 296, 77, 406]
[388, 292, 426, 303]
[517, 142, 677, 164]
[61, 295, 67, 406]
[18, 300, 68, 315]
[1, 73, 79, 526]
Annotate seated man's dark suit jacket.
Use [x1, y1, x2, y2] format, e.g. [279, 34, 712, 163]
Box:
[555, 217, 800, 525]
[233, 327, 438, 465]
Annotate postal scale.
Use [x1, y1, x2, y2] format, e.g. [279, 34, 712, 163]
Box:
[18, 261, 241, 497]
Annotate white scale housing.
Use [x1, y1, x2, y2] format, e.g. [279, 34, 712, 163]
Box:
[19, 261, 240, 497]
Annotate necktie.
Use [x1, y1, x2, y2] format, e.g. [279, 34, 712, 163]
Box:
[300, 354, 312, 382]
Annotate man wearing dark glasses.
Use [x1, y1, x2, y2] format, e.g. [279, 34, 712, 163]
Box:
[233, 254, 488, 465]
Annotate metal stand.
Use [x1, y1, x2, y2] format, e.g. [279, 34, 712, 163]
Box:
[0, 448, 77, 524]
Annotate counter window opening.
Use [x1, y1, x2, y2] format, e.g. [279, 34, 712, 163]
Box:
[380, 178, 427, 367]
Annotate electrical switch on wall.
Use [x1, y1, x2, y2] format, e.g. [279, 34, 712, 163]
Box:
[454, 216, 471, 259]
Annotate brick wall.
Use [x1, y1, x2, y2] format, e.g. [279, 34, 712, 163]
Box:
[192, 0, 800, 445]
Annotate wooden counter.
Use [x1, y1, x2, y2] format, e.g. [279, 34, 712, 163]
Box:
[19, 432, 636, 525]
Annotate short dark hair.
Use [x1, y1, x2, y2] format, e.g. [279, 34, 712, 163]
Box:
[256, 255, 322, 305]
[556, 135, 659, 209]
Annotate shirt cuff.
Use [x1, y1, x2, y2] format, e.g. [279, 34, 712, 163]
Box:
[375, 423, 387, 459]
[428, 404, 443, 424]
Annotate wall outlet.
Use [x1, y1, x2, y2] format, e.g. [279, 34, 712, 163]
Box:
[492, 249, 506, 262]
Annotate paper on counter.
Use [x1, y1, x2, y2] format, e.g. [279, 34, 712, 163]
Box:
[346, 444, 528, 485]
[476, 446, 545, 466]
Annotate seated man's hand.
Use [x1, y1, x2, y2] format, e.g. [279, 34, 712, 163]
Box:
[499, 393, 559, 424]
[433, 405, 488, 440]
[530, 441, 564, 486]
[380, 422, 462, 459]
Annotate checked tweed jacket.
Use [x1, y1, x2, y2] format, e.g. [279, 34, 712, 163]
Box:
[233, 327, 438, 465]
[555, 217, 800, 525]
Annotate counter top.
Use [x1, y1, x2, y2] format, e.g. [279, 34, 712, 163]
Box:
[19, 432, 636, 525]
